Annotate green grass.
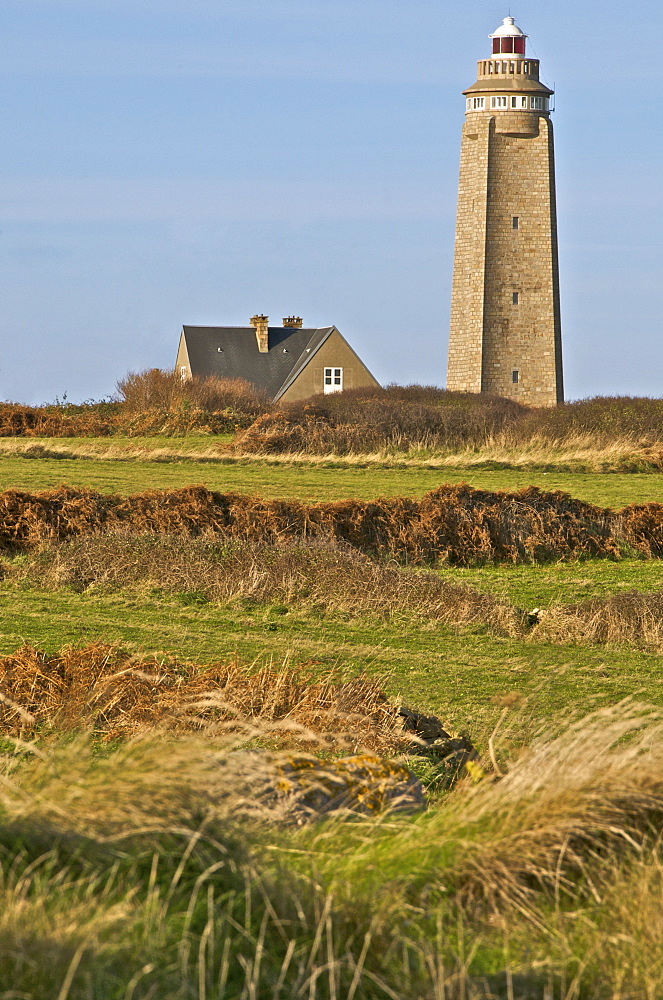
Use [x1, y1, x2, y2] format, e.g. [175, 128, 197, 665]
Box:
[0, 449, 662, 506]
[2, 582, 662, 745]
[434, 556, 663, 609]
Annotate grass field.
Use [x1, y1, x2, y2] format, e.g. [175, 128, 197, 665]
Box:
[1, 582, 662, 737]
[1, 443, 662, 506]
[1, 443, 663, 998]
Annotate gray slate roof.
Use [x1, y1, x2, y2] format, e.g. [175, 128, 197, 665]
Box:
[181, 325, 335, 401]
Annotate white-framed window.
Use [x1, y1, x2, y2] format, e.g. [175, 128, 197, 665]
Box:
[466, 98, 472, 111]
[530, 96, 545, 110]
[472, 96, 485, 110]
[490, 96, 508, 109]
[180, 366, 188, 381]
[324, 367, 343, 393]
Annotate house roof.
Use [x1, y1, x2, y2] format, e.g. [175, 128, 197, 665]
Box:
[181, 325, 335, 401]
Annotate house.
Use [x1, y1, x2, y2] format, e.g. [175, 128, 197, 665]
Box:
[175, 315, 380, 402]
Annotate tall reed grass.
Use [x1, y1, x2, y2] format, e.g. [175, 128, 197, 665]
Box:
[1, 704, 663, 997]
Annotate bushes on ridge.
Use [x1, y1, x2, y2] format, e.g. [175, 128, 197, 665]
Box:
[0, 482, 661, 565]
[234, 385, 525, 454]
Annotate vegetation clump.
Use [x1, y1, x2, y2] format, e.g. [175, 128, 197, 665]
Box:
[1, 702, 663, 995]
[1, 481, 662, 565]
[0, 371, 270, 437]
[0, 641, 401, 747]
[234, 388, 663, 461]
[233, 384, 524, 454]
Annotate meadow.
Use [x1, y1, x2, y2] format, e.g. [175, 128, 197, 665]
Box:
[0, 441, 661, 506]
[1, 382, 663, 998]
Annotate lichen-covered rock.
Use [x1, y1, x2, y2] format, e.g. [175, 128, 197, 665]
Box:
[225, 751, 426, 825]
[397, 707, 485, 787]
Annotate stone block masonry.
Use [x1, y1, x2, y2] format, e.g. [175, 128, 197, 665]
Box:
[447, 40, 563, 407]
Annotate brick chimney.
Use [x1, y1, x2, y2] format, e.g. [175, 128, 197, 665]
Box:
[250, 314, 269, 352]
[282, 316, 303, 328]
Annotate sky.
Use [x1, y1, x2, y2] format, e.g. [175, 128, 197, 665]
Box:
[1, 0, 661, 404]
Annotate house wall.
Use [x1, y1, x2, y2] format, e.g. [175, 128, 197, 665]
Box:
[279, 330, 380, 402]
[175, 334, 190, 377]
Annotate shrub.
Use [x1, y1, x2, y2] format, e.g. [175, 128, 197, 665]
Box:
[116, 368, 270, 419]
[0, 482, 659, 565]
[0, 401, 122, 437]
[513, 395, 663, 444]
[234, 387, 526, 455]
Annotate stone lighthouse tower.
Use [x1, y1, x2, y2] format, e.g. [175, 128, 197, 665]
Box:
[446, 16, 563, 405]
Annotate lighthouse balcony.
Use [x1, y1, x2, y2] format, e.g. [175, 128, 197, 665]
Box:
[478, 59, 540, 80]
[466, 95, 549, 112]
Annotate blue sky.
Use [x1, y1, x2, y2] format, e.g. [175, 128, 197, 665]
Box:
[1, 0, 661, 404]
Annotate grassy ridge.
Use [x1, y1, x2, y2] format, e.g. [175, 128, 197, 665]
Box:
[2, 704, 663, 996]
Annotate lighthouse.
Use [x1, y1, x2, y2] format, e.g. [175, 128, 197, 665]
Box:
[446, 16, 563, 405]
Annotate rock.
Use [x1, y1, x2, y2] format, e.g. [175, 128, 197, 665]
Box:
[224, 751, 426, 825]
[398, 706, 451, 744]
[398, 707, 485, 786]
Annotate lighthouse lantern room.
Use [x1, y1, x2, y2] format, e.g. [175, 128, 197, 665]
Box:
[490, 16, 527, 55]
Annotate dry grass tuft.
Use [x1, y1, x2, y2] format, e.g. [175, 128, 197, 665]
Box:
[339, 702, 663, 922]
[452, 701, 663, 911]
[0, 642, 403, 749]
[531, 589, 663, 652]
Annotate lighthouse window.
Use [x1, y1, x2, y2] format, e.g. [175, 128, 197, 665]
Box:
[472, 97, 485, 110]
[490, 96, 508, 109]
[530, 96, 544, 110]
[511, 96, 517, 108]
[512, 292, 519, 305]
[512, 216, 519, 230]
[466, 99, 471, 111]
[512, 370, 520, 384]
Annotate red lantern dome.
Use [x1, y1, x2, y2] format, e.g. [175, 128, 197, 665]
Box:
[489, 16, 527, 56]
